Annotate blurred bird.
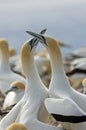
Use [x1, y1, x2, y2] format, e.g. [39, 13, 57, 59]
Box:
[0, 39, 26, 93]
[3, 81, 25, 109]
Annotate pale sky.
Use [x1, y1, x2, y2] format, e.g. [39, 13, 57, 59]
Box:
[0, 0, 86, 54]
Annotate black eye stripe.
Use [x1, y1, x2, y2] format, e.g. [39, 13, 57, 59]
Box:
[12, 86, 18, 89]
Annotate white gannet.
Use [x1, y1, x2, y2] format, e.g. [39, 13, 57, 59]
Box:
[3, 81, 25, 109]
[0, 39, 26, 93]
[70, 58, 86, 71]
[71, 47, 86, 58]
[0, 38, 63, 130]
[6, 122, 28, 130]
[45, 98, 86, 130]
[27, 31, 86, 113]
[66, 57, 86, 79]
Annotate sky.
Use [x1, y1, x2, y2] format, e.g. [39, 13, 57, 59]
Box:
[0, 0, 86, 54]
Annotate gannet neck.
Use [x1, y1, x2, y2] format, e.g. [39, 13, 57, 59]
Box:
[21, 41, 35, 76]
[46, 36, 70, 94]
[21, 41, 47, 96]
[0, 39, 10, 72]
[46, 37, 63, 72]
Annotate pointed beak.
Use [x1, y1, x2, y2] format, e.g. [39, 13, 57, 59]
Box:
[5, 88, 13, 94]
[26, 31, 47, 48]
[26, 29, 47, 51]
[5, 86, 18, 94]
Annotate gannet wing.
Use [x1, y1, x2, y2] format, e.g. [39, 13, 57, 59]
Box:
[44, 98, 86, 123]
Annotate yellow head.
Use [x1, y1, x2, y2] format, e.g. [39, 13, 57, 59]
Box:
[0, 38, 9, 52]
[9, 47, 17, 57]
[82, 78, 86, 87]
[10, 81, 25, 90]
[6, 123, 28, 130]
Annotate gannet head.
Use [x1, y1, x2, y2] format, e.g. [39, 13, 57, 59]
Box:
[82, 78, 86, 94]
[26, 28, 47, 50]
[0, 39, 9, 57]
[5, 81, 25, 94]
[0, 39, 8, 49]
[9, 47, 17, 57]
[82, 78, 86, 87]
[6, 123, 28, 130]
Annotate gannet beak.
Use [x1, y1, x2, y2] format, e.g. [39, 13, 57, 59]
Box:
[26, 29, 47, 51]
[5, 86, 18, 94]
[26, 31, 47, 48]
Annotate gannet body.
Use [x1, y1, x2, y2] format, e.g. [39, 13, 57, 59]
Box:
[3, 81, 25, 109]
[66, 57, 86, 79]
[45, 98, 86, 130]
[70, 58, 86, 71]
[0, 39, 63, 130]
[71, 47, 86, 58]
[0, 39, 26, 93]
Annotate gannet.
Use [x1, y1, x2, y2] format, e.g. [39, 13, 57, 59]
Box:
[71, 47, 86, 58]
[0, 38, 63, 130]
[3, 81, 25, 109]
[27, 31, 86, 113]
[0, 39, 26, 93]
[6, 123, 28, 130]
[66, 58, 86, 79]
[45, 98, 86, 130]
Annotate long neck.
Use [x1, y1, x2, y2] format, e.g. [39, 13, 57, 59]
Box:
[47, 38, 70, 91]
[48, 38, 64, 74]
[0, 48, 10, 73]
[21, 43, 47, 98]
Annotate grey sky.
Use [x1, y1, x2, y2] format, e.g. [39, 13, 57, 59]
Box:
[0, 0, 86, 54]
